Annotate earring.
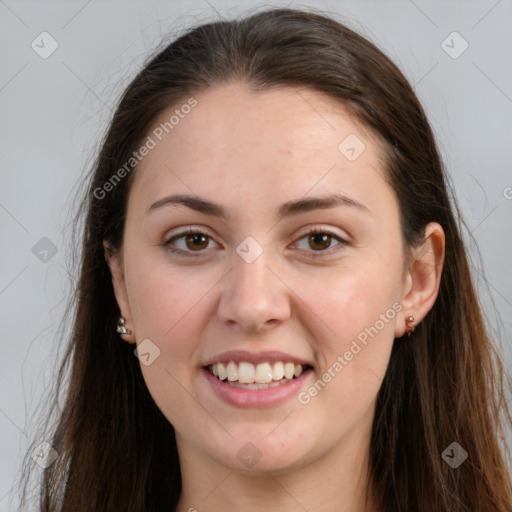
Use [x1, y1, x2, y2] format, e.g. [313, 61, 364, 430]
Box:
[406, 315, 415, 337]
[116, 316, 131, 335]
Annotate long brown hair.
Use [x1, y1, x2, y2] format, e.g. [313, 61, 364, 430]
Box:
[18, 7, 512, 511]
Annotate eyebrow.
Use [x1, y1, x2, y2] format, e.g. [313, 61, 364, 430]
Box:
[146, 193, 371, 219]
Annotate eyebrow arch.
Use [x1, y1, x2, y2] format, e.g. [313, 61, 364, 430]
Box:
[146, 192, 371, 219]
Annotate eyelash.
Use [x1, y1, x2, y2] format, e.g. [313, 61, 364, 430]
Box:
[163, 227, 348, 259]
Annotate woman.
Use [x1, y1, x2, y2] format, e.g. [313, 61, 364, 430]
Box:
[20, 7, 512, 511]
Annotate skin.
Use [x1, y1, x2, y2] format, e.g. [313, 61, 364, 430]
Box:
[105, 82, 445, 512]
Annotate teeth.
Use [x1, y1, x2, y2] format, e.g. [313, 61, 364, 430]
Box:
[226, 361, 238, 382]
[272, 361, 284, 380]
[238, 362, 254, 383]
[217, 362, 227, 380]
[284, 362, 295, 379]
[254, 362, 273, 384]
[209, 360, 307, 384]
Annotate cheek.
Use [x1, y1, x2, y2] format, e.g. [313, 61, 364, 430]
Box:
[124, 256, 214, 428]
[123, 249, 207, 381]
[125, 245, 209, 341]
[298, 259, 401, 411]
[305, 262, 400, 353]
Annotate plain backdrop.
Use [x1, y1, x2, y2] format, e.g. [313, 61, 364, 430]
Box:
[1, 0, 511, 509]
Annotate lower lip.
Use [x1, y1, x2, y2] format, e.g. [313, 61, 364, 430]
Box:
[202, 367, 314, 408]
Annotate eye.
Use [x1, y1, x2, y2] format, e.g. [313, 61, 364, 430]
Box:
[163, 228, 219, 257]
[293, 228, 347, 258]
[163, 226, 348, 259]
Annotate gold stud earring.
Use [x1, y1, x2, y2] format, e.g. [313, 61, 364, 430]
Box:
[116, 316, 131, 335]
[406, 315, 415, 337]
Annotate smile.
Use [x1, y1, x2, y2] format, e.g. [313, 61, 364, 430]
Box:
[208, 361, 308, 389]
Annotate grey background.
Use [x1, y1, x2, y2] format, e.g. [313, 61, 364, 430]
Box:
[1, 0, 511, 509]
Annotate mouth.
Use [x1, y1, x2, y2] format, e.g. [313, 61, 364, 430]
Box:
[205, 361, 313, 390]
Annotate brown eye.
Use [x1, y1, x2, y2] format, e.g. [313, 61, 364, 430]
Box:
[308, 232, 332, 251]
[293, 228, 347, 258]
[184, 233, 209, 251]
[164, 228, 219, 257]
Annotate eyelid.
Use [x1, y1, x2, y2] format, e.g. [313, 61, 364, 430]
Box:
[164, 225, 212, 240]
[293, 224, 350, 243]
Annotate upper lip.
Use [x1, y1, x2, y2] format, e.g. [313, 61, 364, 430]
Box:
[203, 350, 314, 367]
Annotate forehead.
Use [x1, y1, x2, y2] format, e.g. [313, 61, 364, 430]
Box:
[130, 82, 390, 213]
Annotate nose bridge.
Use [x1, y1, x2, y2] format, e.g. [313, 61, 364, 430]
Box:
[217, 243, 290, 331]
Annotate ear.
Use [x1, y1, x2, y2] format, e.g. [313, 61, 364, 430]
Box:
[395, 222, 445, 337]
[103, 241, 136, 344]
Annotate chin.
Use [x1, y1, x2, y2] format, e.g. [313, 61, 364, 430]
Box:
[205, 433, 314, 475]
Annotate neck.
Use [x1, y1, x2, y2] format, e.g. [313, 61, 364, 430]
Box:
[175, 417, 378, 512]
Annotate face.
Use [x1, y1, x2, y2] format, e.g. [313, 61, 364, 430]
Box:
[108, 82, 413, 474]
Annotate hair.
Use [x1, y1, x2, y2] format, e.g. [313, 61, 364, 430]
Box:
[18, 7, 512, 512]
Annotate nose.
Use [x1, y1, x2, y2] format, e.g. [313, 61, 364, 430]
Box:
[216, 250, 291, 333]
